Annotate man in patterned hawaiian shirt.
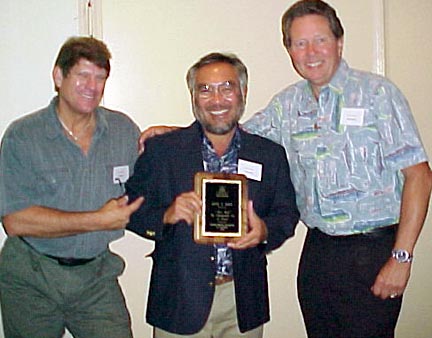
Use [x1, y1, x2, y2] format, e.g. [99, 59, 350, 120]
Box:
[242, 1, 432, 337]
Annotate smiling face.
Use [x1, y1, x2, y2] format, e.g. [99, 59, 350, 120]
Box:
[192, 62, 246, 137]
[53, 58, 108, 117]
[287, 14, 343, 97]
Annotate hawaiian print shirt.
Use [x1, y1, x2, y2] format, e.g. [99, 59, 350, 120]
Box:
[202, 128, 241, 276]
[243, 59, 428, 235]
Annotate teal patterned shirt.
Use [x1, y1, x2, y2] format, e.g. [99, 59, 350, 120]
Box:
[243, 59, 428, 235]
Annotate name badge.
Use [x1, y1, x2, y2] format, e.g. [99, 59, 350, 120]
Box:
[113, 165, 129, 184]
[340, 108, 366, 126]
[238, 159, 262, 181]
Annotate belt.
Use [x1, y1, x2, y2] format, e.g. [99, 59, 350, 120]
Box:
[346, 224, 397, 238]
[19, 237, 96, 266]
[215, 275, 233, 285]
[315, 224, 397, 239]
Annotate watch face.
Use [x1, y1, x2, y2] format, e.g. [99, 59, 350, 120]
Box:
[397, 251, 407, 260]
[393, 249, 412, 263]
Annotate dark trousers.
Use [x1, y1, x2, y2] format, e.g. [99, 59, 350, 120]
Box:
[297, 228, 402, 338]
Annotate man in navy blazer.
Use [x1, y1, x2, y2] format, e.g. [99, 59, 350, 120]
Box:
[126, 53, 299, 337]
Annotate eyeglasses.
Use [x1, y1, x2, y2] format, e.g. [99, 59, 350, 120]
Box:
[194, 81, 239, 99]
[290, 35, 335, 51]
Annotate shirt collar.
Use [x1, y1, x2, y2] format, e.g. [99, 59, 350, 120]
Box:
[201, 125, 241, 157]
[304, 58, 349, 98]
[45, 96, 107, 140]
[325, 58, 349, 94]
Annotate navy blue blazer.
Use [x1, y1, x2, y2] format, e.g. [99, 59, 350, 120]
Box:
[126, 121, 299, 334]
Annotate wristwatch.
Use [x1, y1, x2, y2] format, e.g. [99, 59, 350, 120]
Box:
[391, 249, 413, 263]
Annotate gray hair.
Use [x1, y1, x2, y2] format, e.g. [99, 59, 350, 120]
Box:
[186, 52, 248, 98]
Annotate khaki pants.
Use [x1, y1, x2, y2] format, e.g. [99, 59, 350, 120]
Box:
[154, 281, 263, 338]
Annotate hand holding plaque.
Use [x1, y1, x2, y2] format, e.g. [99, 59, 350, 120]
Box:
[194, 172, 248, 244]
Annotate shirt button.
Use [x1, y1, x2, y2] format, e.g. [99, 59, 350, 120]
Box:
[210, 256, 215, 261]
[208, 282, 214, 287]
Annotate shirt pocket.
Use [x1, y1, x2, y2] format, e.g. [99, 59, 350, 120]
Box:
[36, 166, 72, 196]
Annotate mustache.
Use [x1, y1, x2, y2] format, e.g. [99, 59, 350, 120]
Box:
[202, 103, 231, 111]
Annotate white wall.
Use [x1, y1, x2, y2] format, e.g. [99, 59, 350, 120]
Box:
[0, 1, 78, 128]
[100, 0, 379, 128]
[0, 1, 79, 336]
[0, 1, 430, 337]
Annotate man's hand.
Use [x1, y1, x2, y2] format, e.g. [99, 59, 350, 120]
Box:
[96, 195, 144, 230]
[163, 192, 202, 225]
[370, 162, 431, 300]
[370, 258, 411, 300]
[138, 126, 179, 154]
[228, 201, 268, 250]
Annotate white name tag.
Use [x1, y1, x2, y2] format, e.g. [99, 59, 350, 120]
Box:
[238, 159, 262, 181]
[340, 108, 366, 126]
[113, 165, 130, 184]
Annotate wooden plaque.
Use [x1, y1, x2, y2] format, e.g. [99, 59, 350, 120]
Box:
[194, 172, 248, 244]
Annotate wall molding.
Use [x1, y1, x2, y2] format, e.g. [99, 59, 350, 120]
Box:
[372, 0, 386, 75]
[78, 0, 103, 39]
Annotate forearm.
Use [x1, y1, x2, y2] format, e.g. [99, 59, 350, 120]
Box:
[393, 162, 432, 254]
[2, 206, 102, 238]
[2, 195, 140, 238]
[370, 163, 431, 298]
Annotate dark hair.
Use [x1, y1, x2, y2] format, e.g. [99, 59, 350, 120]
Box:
[54, 36, 111, 78]
[186, 52, 248, 97]
[282, 0, 344, 49]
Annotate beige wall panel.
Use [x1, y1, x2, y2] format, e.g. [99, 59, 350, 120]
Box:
[385, 1, 432, 337]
